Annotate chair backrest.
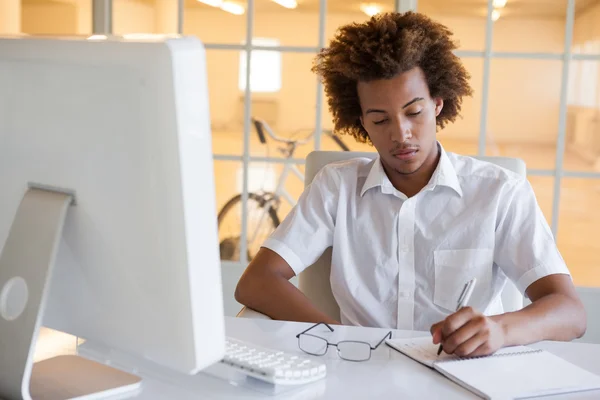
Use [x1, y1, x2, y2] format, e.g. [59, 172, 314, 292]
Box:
[299, 150, 526, 323]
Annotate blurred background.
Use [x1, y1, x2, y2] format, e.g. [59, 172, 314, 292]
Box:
[2, 0, 600, 320]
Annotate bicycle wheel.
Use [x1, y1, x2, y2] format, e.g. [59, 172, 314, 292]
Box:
[217, 192, 280, 262]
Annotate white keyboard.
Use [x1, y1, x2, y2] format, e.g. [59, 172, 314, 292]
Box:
[220, 337, 327, 385]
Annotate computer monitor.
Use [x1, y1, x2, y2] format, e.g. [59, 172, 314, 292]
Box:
[0, 35, 225, 399]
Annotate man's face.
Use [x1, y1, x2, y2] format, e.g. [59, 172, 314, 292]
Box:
[357, 67, 443, 176]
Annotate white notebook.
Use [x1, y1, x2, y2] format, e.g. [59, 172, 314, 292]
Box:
[386, 336, 600, 399]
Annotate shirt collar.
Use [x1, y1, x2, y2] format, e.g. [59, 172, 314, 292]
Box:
[360, 142, 463, 198]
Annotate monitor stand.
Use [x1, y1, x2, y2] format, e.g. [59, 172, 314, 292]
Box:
[0, 186, 142, 400]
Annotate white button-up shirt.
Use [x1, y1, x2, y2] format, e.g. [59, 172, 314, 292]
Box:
[262, 145, 570, 331]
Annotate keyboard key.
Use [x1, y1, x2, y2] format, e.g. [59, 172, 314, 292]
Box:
[220, 337, 327, 386]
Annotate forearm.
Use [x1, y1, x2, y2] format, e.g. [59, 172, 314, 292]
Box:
[235, 273, 339, 325]
[492, 293, 586, 346]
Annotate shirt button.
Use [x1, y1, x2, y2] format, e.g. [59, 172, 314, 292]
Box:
[399, 291, 411, 298]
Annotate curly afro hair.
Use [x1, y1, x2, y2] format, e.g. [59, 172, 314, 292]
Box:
[312, 12, 473, 144]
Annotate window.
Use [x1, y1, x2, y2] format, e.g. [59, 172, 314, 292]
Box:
[238, 38, 281, 93]
[180, 0, 600, 315]
[569, 41, 600, 108]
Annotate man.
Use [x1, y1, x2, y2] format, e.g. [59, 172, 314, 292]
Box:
[235, 12, 586, 357]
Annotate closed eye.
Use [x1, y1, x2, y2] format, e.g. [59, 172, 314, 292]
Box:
[373, 119, 388, 125]
[407, 111, 422, 117]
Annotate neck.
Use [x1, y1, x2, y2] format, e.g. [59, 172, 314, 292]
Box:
[384, 144, 441, 198]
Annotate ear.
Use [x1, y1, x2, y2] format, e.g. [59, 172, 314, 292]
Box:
[434, 98, 444, 117]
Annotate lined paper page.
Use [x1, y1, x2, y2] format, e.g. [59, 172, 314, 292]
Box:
[386, 336, 459, 367]
[435, 350, 600, 399]
[387, 336, 600, 398]
[386, 336, 532, 368]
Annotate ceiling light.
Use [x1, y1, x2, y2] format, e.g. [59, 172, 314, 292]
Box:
[492, 9, 501, 21]
[220, 1, 245, 15]
[197, 0, 223, 6]
[272, 0, 297, 8]
[360, 3, 382, 17]
[493, 0, 507, 8]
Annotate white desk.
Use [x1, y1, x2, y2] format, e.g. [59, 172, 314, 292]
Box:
[91, 317, 600, 399]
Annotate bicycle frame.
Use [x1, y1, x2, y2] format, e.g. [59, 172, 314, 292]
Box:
[272, 149, 304, 208]
[242, 118, 349, 256]
[246, 143, 303, 252]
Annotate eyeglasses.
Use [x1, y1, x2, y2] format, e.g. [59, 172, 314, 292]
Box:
[296, 322, 392, 362]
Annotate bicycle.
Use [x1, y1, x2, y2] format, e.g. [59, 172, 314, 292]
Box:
[218, 117, 350, 262]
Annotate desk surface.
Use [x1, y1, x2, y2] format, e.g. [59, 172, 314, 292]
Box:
[114, 317, 600, 400]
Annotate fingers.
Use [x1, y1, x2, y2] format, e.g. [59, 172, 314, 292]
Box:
[452, 329, 490, 357]
[441, 315, 486, 355]
[445, 314, 502, 357]
[430, 321, 443, 335]
[469, 336, 498, 357]
[430, 321, 443, 344]
[441, 306, 477, 337]
[432, 307, 488, 350]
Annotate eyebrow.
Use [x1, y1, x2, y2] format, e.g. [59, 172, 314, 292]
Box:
[402, 97, 424, 108]
[365, 97, 425, 115]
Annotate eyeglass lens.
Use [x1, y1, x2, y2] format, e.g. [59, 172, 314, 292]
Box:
[298, 334, 328, 356]
[337, 341, 371, 361]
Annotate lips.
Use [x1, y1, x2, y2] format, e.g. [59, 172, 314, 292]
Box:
[392, 148, 419, 160]
[393, 149, 418, 155]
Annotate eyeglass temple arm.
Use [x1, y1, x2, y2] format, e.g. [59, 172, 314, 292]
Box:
[370, 331, 393, 350]
[295, 321, 335, 338]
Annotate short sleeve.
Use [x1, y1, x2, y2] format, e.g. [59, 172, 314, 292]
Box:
[494, 178, 571, 296]
[261, 166, 339, 276]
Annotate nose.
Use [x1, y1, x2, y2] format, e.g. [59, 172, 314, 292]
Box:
[390, 117, 412, 143]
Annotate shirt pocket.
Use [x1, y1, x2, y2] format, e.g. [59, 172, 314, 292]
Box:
[433, 249, 494, 312]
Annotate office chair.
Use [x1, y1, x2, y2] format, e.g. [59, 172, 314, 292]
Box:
[237, 150, 526, 321]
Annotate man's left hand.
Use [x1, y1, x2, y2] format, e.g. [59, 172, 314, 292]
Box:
[430, 307, 506, 357]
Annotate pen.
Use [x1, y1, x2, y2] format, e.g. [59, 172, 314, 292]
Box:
[437, 278, 477, 356]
